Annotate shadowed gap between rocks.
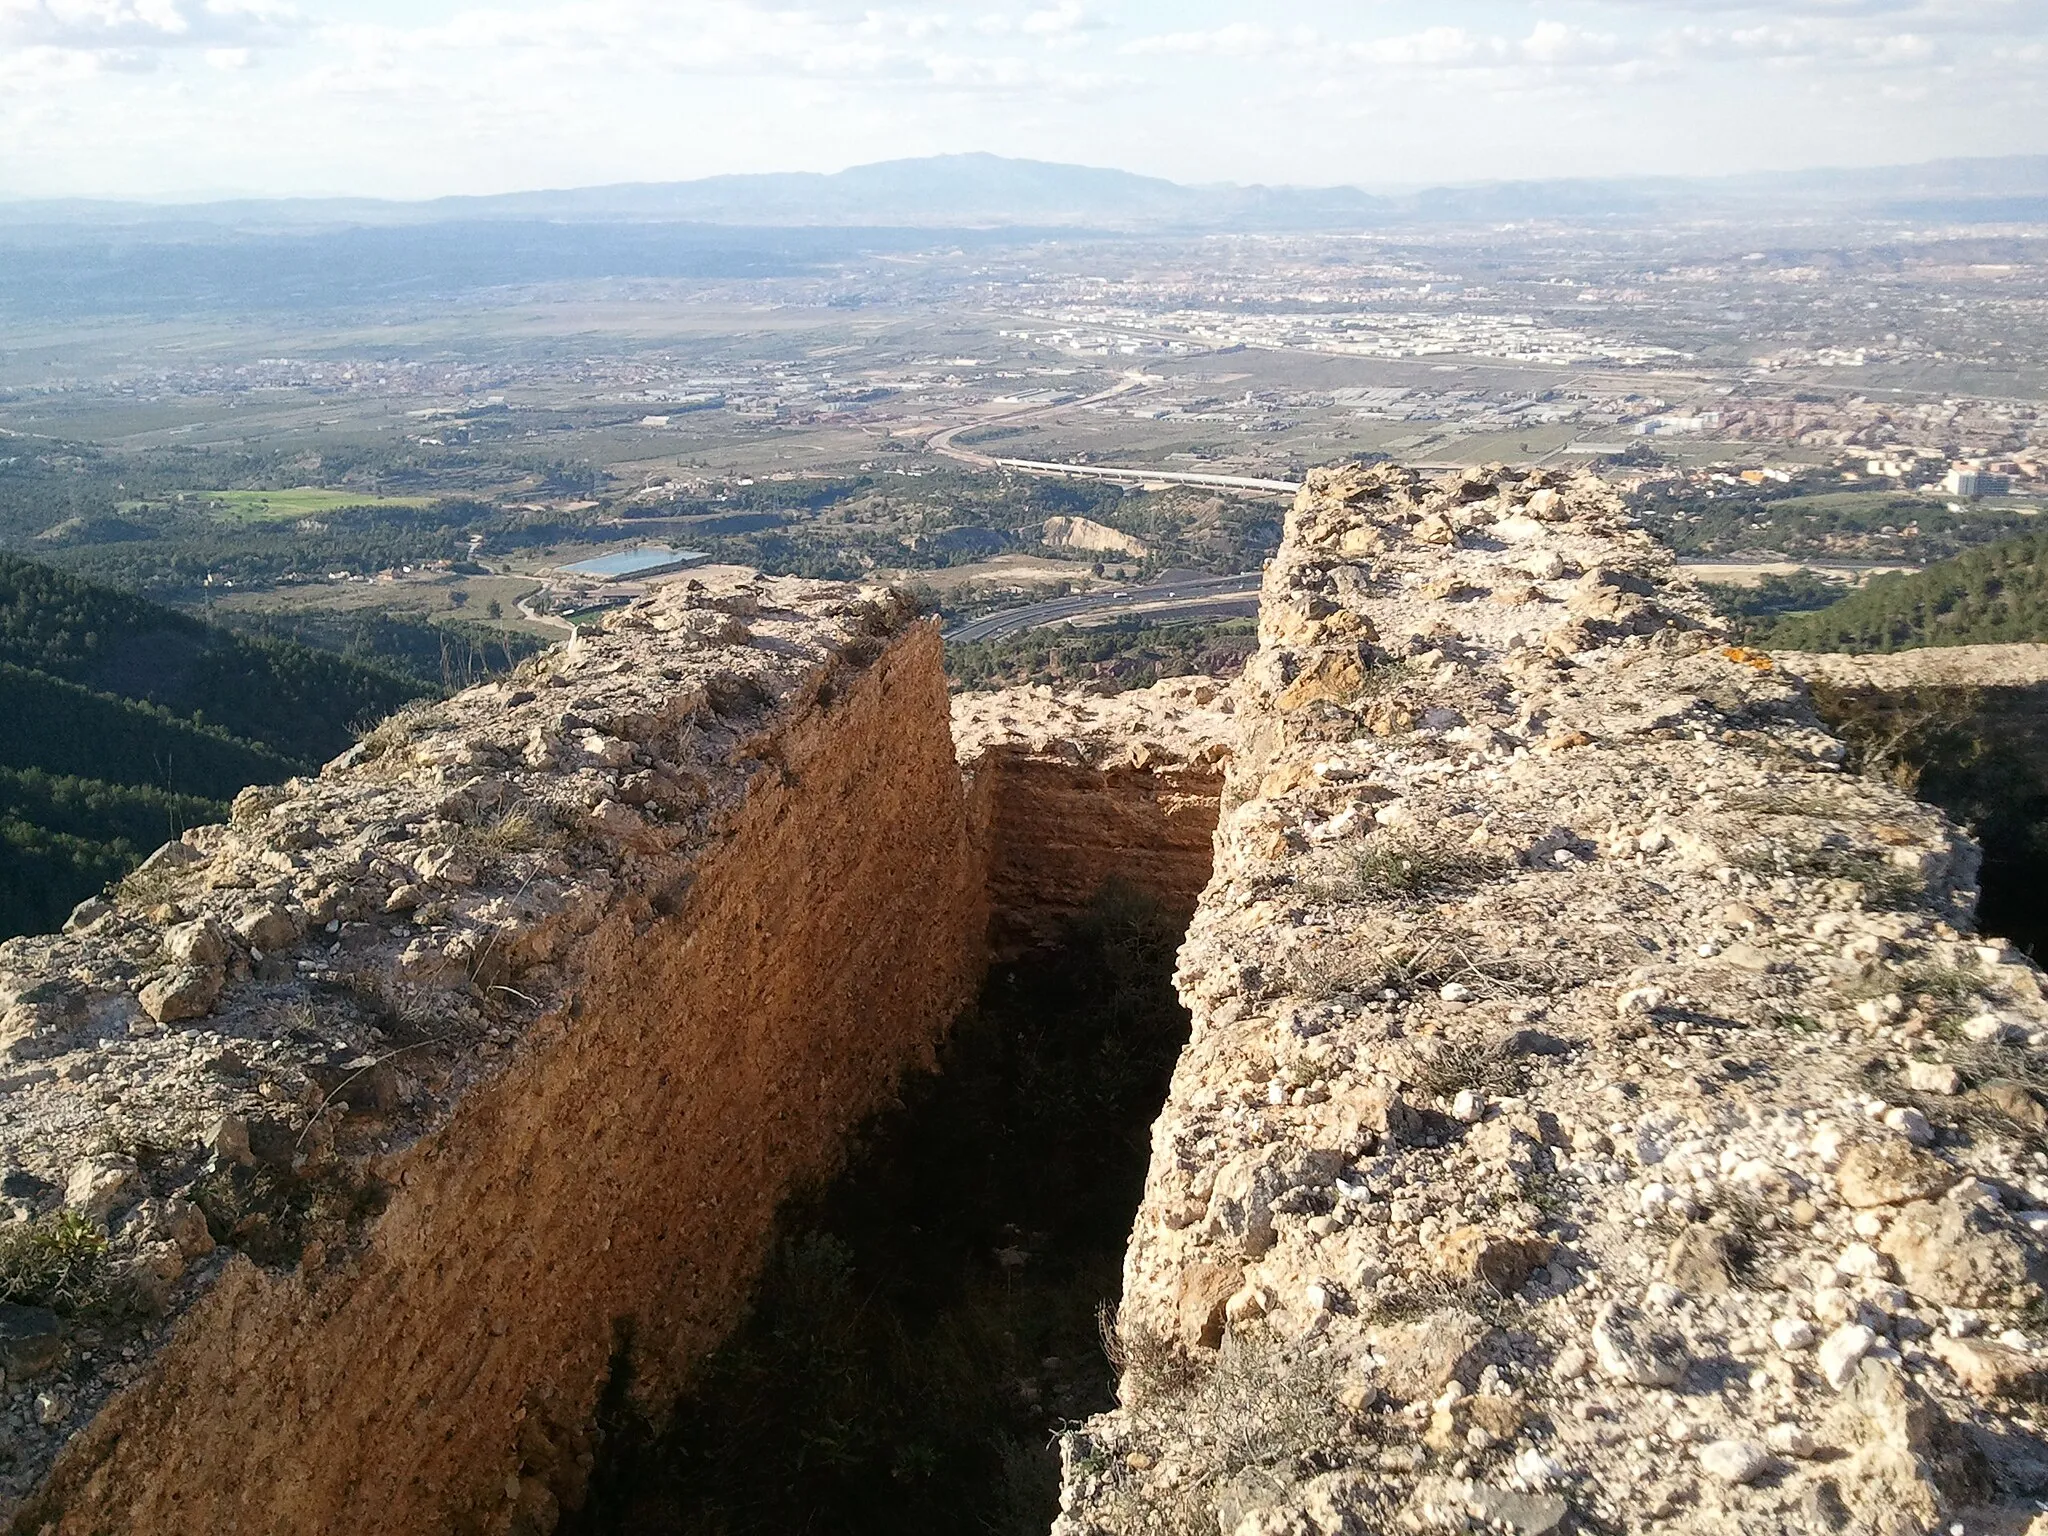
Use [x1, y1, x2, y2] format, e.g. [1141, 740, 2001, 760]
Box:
[1806, 677, 2048, 955]
[561, 880, 1194, 1536]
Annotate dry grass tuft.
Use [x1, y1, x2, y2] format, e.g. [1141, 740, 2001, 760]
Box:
[1311, 834, 1508, 904]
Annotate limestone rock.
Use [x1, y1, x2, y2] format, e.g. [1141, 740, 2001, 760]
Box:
[1831, 1359, 1995, 1535]
[1974, 1078, 2048, 1132]
[1459, 1482, 1568, 1535]
[1835, 1141, 1953, 1209]
[163, 918, 226, 970]
[65, 1154, 141, 1223]
[1370, 1309, 1496, 1402]
[1929, 1332, 2048, 1400]
[1591, 1301, 1687, 1386]
[1697, 1438, 1768, 1484]
[1275, 651, 1370, 713]
[1175, 1262, 1243, 1349]
[139, 965, 223, 1024]
[1204, 1144, 1343, 1257]
[1906, 1061, 1960, 1096]
[229, 901, 298, 953]
[1880, 1196, 2046, 1308]
[1424, 1393, 1525, 1453]
[1819, 1323, 1877, 1389]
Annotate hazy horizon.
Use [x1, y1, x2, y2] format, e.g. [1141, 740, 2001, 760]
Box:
[1, 1, 2044, 203]
[8, 147, 2048, 214]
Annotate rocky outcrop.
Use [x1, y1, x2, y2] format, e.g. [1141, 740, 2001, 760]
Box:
[1041, 516, 1149, 558]
[0, 572, 984, 1534]
[1058, 464, 2048, 1536]
[955, 678, 1234, 954]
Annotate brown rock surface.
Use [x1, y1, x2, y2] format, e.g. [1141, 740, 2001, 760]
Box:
[1880, 1195, 2048, 1308]
[1835, 1139, 1955, 1208]
[954, 676, 1233, 953]
[0, 571, 986, 1534]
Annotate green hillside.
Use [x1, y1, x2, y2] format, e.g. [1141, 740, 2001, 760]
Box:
[0, 553, 423, 763]
[0, 555, 435, 941]
[0, 662, 295, 792]
[0, 770, 223, 939]
[1764, 531, 2048, 653]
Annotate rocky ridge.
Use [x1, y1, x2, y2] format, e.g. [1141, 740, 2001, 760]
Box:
[952, 674, 1238, 775]
[1058, 464, 2048, 1536]
[0, 568, 982, 1532]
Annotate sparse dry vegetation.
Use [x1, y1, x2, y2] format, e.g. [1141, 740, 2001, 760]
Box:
[1311, 834, 1508, 902]
[1086, 1324, 1362, 1536]
[0, 1212, 112, 1312]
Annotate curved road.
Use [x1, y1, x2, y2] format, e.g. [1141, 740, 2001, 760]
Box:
[926, 373, 1302, 496]
[926, 373, 1150, 468]
[945, 571, 1263, 644]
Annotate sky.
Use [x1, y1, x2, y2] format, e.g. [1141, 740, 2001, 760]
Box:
[0, 0, 2043, 200]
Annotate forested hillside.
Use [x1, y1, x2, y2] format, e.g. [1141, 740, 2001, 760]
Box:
[0, 553, 421, 763]
[0, 555, 432, 940]
[1764, 531, 2048, 652]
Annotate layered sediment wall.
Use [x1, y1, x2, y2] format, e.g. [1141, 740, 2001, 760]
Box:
[955, 678, 1235, 954]
[1059, 465, 2048, 1536]
[0, 573, 984, 1533]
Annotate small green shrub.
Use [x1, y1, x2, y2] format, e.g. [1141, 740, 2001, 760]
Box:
[0, 1212, 110, 1311]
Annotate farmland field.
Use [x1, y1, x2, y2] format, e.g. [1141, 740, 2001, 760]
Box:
[201, 489, 442, 522]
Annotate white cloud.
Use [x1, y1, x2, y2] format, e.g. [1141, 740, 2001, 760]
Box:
[1124, 22, 1294, 56]
[0, 0, 2040, 197]
[1020, 3, 1090, 37]
[0, 0, 293, 49]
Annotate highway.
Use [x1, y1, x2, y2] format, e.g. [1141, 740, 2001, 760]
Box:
[924, 374, 1150, 469]
[944, 570, 1263, 644]
[924, 372, 1303, 495]
[987, 457, 1301, 494]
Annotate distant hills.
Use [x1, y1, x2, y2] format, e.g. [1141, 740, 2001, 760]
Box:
[3, 151, 2044, 319]
[6, 151, 2048, 237]
[0, 554, 428, 939]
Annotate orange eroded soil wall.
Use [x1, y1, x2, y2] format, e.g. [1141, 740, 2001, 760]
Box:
[23, 627, 985, 1536]
[966, 754, 1223, 954]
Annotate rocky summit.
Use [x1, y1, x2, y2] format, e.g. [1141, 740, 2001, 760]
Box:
[1, 459, 2046, 1536]
[1056, 463, 2048, 1536]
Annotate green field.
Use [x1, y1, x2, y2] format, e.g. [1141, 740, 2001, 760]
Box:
[1756, 488, 1944, 517]
[202, 489, 441, 523]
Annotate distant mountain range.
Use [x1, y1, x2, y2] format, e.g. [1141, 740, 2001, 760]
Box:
[7, 152, 2048, 235]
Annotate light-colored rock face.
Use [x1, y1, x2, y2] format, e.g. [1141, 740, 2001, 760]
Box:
[1057, 463, 2048, 1536]
[0, 570, 987, 1534]
[954, 678, 1236, 953]
[1040, 515, 1150, 558]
